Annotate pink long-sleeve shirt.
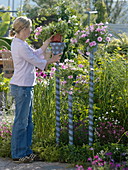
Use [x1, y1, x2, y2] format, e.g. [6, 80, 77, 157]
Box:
[10, 38, 47, 86]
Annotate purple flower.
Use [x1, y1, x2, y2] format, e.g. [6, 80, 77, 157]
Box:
[116, 164, 121, 167]
[78, 64, 84, 68]
[89, 147, 94, 150]
[105, 152, 113, 156]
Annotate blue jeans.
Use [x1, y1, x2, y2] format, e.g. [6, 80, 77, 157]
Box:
[10, 85, 34, 159]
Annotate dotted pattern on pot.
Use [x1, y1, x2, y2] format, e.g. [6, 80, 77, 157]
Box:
[50, 42, 65, 55]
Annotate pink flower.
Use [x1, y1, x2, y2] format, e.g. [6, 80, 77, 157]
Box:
[70, 38, 77, 44]
[108, 33, 112, 37]
[87, 167, 93, 170]
[61, 65, 68, 69]
[94, 155, 99, 159]
[97, 37, 103, 42]
[106, 37, 111, 42]
[80, 34, 87, 38]
[85, 39, 90, 43]
[90, 25, 94, 31]
[89, 41, 96, 47]
[36, 72, 39, 77]
[35, 31, 40, 36]
[87, 157, 92, 161]
[92, 41, 97, 46]
[50, 72, 54, 77]
[69, 59, 74, 63]
[75, 30, 80, 35]
[86, 52, 90, 56]
[51, 67, 56, 71]
[61, 80, 67, 85]
[68, 75, 73, 79]
[89, 42, 94, 47]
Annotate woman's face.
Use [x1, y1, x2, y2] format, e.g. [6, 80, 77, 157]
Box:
[24, 26, 32, 38]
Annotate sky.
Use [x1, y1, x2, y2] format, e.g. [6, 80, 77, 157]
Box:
[0, 0, 36, 11]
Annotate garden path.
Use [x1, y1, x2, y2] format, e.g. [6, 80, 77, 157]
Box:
[0, 114, 76, 170]
[0, 157, 76, 170]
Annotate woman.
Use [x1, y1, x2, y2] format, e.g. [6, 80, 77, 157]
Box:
[9, 16, 61, 163]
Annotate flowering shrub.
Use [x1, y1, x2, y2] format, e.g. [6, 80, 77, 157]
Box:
[0, 121, 12, 140]
[34, 20, 69, 42]
[71, 23, 112, 53]
[76, 149, 128, 170]
[86, 154, 127, 170]
[0, 120, 12, 157]
[95, 120, 126, 144]
[58, 59, 87, 94]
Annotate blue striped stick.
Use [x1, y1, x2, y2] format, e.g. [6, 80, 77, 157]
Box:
[88, 47, 97, 146]
[50, 42, 65, 144]
[68, 91, 73, 145]
[55, 62, 60, 144]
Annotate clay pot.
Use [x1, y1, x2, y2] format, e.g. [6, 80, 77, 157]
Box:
[51, 33, 63, 42]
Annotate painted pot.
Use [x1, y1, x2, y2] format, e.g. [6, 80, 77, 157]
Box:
[50, 42, 65, 55]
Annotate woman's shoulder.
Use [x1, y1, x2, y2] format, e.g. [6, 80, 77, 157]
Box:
[12, 38, 27, 48]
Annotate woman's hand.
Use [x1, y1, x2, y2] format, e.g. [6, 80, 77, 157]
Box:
[44, 35, 54, 45]
[41, 35, 54, 52]
[47, 53, 62, 64]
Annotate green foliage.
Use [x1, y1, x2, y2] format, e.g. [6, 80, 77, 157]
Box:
[0, 37, 11, 50]
[106, 33, 128, 56]
[0, 73, 10, 92]
[0, 12, 10, 37]
[94, 50, 128, 129]
[94, 0, 108, 23]
[104, 0, 127, 23]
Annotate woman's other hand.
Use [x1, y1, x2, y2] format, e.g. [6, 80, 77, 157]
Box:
[47, 53, 62, 64]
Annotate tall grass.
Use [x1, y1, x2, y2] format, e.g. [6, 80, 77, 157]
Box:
[94, 52, 128, 129]
[33, 77, 56, 143]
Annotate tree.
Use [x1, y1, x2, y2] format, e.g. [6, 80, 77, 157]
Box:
[94, 0, 108, 23]
[0, 12, 10, 37]
[104, 0, 127, 23]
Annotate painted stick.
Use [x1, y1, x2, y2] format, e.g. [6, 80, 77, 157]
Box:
[50, 42, 65, 144]
[68, 91, 73, 145]
[88, 47, 97, 146]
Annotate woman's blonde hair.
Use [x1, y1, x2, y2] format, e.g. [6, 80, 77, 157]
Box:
[10, 16, 32, 37]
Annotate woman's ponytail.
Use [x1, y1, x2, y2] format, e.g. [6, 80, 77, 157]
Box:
[9, 28, 16, 37]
